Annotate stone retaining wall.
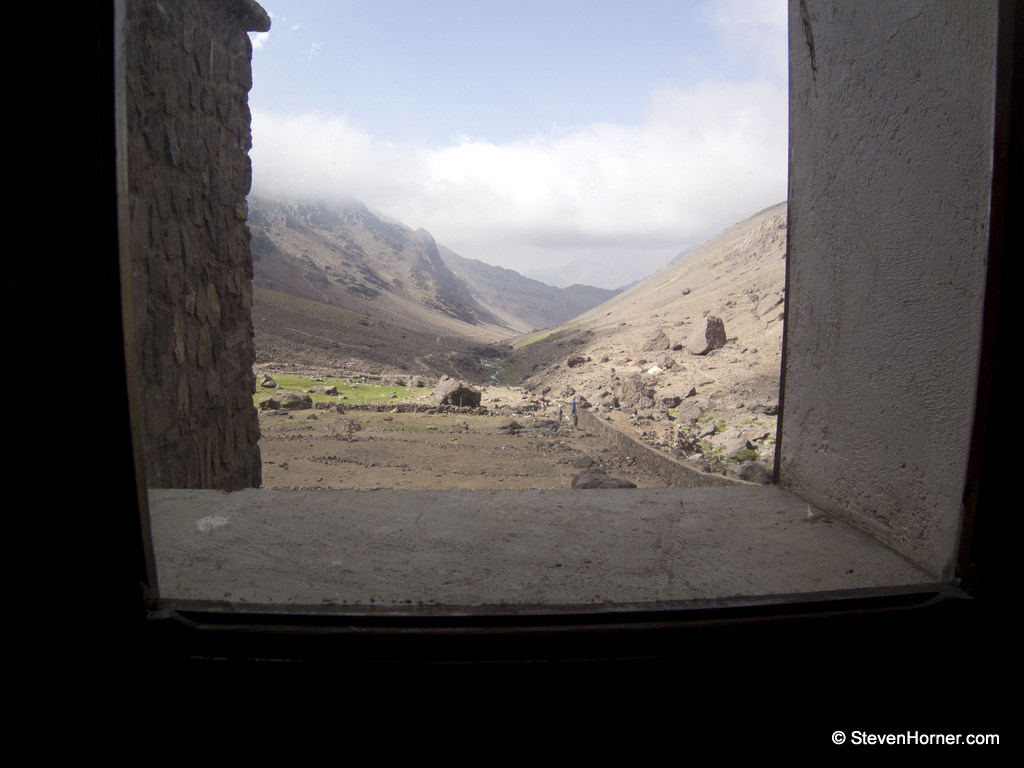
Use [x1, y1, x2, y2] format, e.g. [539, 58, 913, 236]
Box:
[578, 409, 738, 488]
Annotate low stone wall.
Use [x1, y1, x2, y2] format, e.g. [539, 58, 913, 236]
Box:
[578, 409, 738, 488]
[314, 402, 487, 415]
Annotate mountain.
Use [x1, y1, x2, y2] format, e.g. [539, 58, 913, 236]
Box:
[503, 201, 787, 392]
[248, 196, 509, 340]
[438, 245, 621, 332]
[248, 196, 619, 339]
[494, 201, 788, 477]
[250, 285, 497, 382]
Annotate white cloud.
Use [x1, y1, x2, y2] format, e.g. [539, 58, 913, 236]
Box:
[250, 76, 786, 288]
[249, 30, 270, 50]
[700, 0, 788, 81]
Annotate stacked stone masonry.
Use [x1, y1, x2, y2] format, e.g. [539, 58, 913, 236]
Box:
[126, 0, 270, 488]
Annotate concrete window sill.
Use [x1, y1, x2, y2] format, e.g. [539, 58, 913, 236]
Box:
[150, 485, 932, 609]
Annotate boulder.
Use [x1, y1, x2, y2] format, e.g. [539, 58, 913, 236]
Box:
[686, 315, 727, 355]
[566, 354, 587, 368]
[258, 391, 312, 411]
[308, 385, 338, 395]
[738, 462, 773, 484]
[617, 373, 654, 407]
[260, 374, 278, 388]
[571, 469, 637, 489]
[655, 352, 676, 369]
[644, 329, 672, 351]
[433, 376, 482, 407]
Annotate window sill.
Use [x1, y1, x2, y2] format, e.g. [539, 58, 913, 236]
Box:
[149, 485, 932, 610]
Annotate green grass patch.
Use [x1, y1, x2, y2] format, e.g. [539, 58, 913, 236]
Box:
[731, 448, 760, 463]
[255, 376, 432, 407]
[516, 327, 574, 349]
[495, 364, 527, 386]
[701, 441, 724, 459]
[517, 330, 555, 348]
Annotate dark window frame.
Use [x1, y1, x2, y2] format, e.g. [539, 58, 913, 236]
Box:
[13, 7, 1019, 732]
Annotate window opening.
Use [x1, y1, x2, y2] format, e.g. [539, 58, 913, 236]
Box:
[127, 0, 994, 611]
[244, 1, 789, 495]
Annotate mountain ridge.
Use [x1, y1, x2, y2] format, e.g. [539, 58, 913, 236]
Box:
[248, 195, 619, 339]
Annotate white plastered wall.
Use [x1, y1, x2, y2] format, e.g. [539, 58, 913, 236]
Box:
[779, 0, 997, 578]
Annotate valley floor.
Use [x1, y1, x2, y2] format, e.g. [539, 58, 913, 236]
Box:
[258, 388, 667, 492]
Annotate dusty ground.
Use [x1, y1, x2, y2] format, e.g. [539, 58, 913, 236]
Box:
[258, 385, 667, 491]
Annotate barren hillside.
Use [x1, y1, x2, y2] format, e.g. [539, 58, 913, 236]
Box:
[498, 202, 788, 479]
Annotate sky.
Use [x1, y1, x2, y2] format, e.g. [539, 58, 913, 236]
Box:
[248, 0, 788, 289]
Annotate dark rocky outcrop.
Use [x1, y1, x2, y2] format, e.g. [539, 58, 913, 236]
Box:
[617, 373, 655, 408]
[644, 329, 672, 351]
[654, 352, 676, 370]
[571, 469, 637, 489]
[433, 376, 482, 407]
[258, 391, 313, 411]
[738, 462, 773, 484]
[686, 315, 727, 355]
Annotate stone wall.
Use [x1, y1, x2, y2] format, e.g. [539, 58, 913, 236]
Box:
[778, 0, 996, 578]
[125, 0, 270, 488]
[579, 410, 737, 488]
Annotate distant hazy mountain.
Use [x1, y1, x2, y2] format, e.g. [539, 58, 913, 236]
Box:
[438, 245, 621, 332]
[248, 196, 511, 339]
[248, 195, 619, 338]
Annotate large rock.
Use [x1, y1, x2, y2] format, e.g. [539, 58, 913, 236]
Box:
[644, 329, 672, 351]
[654, 352, 676, 370]
[686, 315, 727, 355]
[617, 373, 654, 407]
[433, 376, 481, 407]
[738, 462, 773, 484]
[258, 391, 313, 411]
[571, 469, 637, 489]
